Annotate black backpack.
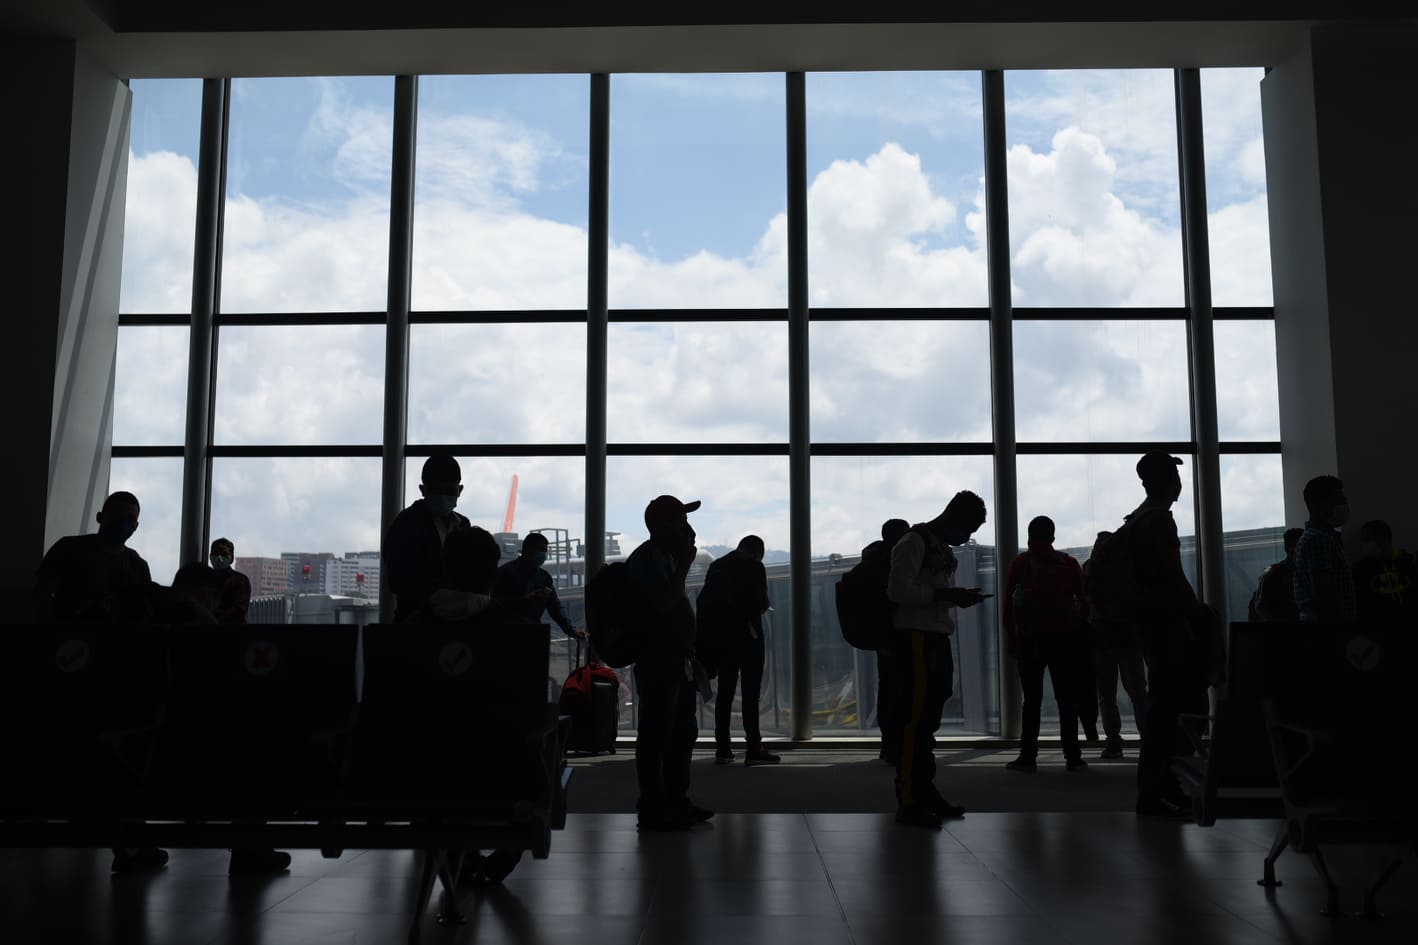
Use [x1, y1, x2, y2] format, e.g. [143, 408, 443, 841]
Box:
[835, 532, 917, 651]
[584, 561, 647, 669]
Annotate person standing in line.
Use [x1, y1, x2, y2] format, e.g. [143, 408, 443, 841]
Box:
[1249, 528, 1304, 622]
[869, 518, 912, 766]
[1084, 530, 1148, 759]
[627, 495, 713, 831]
[887, 491, 990, 829]
[1292, 475, 1357, 622]
[383, 454, 472, 622]
[494, 532, 587, 639]
[698, 535, 777, 766]
[208, 537, 251, 624]
[1003, 516, 1089, 773]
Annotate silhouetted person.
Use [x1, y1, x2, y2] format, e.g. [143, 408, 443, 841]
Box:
[400, 526, 500, 625]
[384, 454, 471, 622]
[628, 495, 711, 831]
[1126, 452, 1208, 817]
[870, 518, 911, 766]
[208, 537, 250, 624]
[35, 491, 152, 624]
[1352, 519, 1416, 619]
[1003, 516, 1088, 773]
[1084, 530, 1147, 759]
[887, 491, 989, 828]
[1249, 528, 1303, 622]
[1293, 475, 1356, 621]
[698, 535, 775, 766]
[153, 563, 220, 624]
[493, 533, 585, 639]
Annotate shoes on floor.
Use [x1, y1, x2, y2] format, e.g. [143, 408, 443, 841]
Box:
[1135, 797, 1192, 819]
[715, 750, 736, 765]
[637, 811, 694, 831]
[1066, 756, 1089, 772]
[684, 800, 715, 823]
[228, 848, 292, 877]
[1100, 738, 1125, 759]
[745, 750, 781, 766]
[926, 795, 966, 819]
[112, 847, 169, 874]
[895, 804, 944, 829]
[1005, 756, 1037, 772]
[473, 848, 522, 886]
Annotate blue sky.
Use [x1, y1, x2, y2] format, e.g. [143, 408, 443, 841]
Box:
[116, 69, 1281, 592]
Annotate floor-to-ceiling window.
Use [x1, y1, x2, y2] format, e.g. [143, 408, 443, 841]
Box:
[113, 65, 1279, 738]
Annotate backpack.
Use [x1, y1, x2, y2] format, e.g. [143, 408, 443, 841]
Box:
[1086, 514, 1153, 621]
[835, 528, 923, 651]
[583, 561, 648, 669]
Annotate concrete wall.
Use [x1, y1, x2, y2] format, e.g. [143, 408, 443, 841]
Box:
[1265, 24, 1418, 550]
[1, 38, 129, 590]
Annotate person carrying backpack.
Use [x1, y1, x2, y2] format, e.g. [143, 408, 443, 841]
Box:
[1002, 515, 1089, 773]
[887, 491, 990, 828]
[1102, 451, 1212, 818]
[625, 495, 713, 831]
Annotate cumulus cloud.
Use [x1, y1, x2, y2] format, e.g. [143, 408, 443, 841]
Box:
[114, 72, 1283, 591]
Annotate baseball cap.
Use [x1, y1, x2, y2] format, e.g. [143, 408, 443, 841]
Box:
[1136, 451, 1183, 481]
[644, 495, 702, 530]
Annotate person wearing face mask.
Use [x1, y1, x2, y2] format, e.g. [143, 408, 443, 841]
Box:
[383, 454, 472, 623]
[35, 490, 153, 624]
[1293, 475, 1357, 622]
[206, 537, 251, 625]
[1351, 519, 1415, 620]
[493, 532, 585, 639]
[886, 490, 990, 828]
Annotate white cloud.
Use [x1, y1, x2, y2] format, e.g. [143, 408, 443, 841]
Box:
[114, 76, 1284, 600]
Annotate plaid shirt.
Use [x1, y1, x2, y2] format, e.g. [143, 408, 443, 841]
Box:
[1293, 521, 1357, 621]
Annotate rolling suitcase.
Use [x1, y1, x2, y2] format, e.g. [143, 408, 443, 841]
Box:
[560, 640, 620, 755]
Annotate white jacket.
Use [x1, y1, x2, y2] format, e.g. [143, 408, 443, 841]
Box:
[887, 528, 959, 635]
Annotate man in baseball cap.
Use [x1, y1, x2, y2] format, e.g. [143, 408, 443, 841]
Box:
[626, 494, 709, 830]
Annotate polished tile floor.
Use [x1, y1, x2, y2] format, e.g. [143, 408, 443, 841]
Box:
[2, 812, 1414, 944]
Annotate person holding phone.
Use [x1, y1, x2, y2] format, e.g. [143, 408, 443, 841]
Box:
[886, 490, 990, 828]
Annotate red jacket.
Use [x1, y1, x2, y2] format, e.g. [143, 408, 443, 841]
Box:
[1004, 547, 1086, 648]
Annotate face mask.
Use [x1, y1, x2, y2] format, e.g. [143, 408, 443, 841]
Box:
[1329, 503, 1350, 528]
[529, 552, 548, 568]
[99, 517, 138, 544]
[426, 494, 458, 518]
[210, 555, 232, 570]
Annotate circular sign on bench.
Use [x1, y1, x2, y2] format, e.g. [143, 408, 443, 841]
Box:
[1345, 635, 1380, 672]
[54, 638, 91, 673]
[438, 641, 473, 677]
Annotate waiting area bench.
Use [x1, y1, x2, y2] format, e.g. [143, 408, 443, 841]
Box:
[1175, 619, 1417, 917]
[0, 621, 571, 944]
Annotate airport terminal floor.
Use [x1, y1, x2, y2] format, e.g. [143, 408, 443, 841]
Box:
[2, 750, 1414, 945]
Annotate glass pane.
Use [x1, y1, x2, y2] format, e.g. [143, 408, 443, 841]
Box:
[1016, 453, 1198, 586]
[213, 325, 384, 445]
[1215, 320, 1280, 442]
[1221, 454, 1287, 624]
[806, 71, 988, 307]
[1014, 320, 1191, 442]
[607, 323, 788, 443]
[404, 455, 587, 698]
[1005, 70, 1183, 306]
[121, 79, 202, 314]
[222, 77, 394, 314]
[609, 74, 786, 309]
[108, 457, 183, 589]
[412, 75, 589, 311]
[812, 455, 999, 736]
[408, 324, 586, 444]
[113, 327, 189, 446]
[607, 456, 791, 738]
[1202, 68, 1273, 307]
[810, 321, 991, 442]
[210, 458, 382, 624]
